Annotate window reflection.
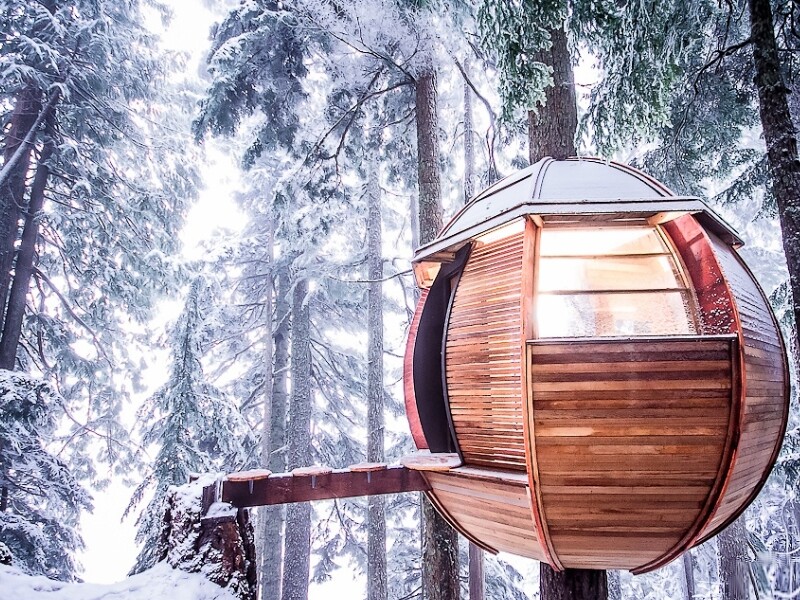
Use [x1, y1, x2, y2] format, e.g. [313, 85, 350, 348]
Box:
[536, 226, 697, 337]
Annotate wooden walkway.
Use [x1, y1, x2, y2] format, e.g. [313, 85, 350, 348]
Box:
[202, 459, 447, 513]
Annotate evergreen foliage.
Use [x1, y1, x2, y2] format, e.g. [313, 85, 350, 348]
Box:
[0, 0, 199, 580]
[127, 277, 255, 574]
[193, 0, 309, 165]
[0, 370, 91, 580]
[477, 0, 564, 121]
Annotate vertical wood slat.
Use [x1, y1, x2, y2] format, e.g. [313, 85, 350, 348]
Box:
[445, 230, 527, 470]
[528, 336, 736, 571]
[521, 218, 562, 569]
[696, 231, 789, 539]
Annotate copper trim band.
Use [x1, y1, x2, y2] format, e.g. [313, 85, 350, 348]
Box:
[521, 218, 563, 570]
[693, 246, 791, 546]
[635, 215, 748, 573]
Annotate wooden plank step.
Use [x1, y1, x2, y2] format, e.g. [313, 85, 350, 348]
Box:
[400, 451, 463, 472]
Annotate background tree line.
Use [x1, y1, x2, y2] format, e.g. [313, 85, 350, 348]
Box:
[0, 1, 798, 599]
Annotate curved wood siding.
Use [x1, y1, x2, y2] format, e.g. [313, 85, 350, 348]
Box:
[696, 231, 789, 540]
[445, 231, 527, 470]
[404, 289, 430, 450]
[425, 467, 547, 561]
[528, 337, 736, 571]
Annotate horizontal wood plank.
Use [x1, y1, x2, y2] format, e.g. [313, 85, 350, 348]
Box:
[446, 232, 526, 470]
[529, 334, 735, 570]
[220, 465, 429, 507]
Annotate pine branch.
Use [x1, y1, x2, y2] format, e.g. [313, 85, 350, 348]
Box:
[694, 38, 753, 91]
[311, 76, 414, 165]
[33, 268, 112, 366]
[0, 87, 61, 189]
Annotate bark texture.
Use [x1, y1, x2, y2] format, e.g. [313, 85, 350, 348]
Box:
[540, 565, 608, 600]
[415, 68, 443, 245]
[160, 479, 257, 600]
[258, 230, 289, 600]
[463, 78, 476, 203]
[718, 518, 751, 600]
[528, 26, 578, 163]
[259, 219, 275, 472]
[366, 156, 388, 600]
[748, 0, 800, 361]
[683, 551, 697, 600]
[468, 542, 484, 600]
[0, 85, 41, 327]
[422, 497, 459, 600]
[280, 277, 312, 600]
[0, 117, 54, 369]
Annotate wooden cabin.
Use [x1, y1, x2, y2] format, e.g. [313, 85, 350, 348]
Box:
[403, 157, 789, 573]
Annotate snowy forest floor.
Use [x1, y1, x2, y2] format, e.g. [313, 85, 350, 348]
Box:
[0, 563, 236, 600]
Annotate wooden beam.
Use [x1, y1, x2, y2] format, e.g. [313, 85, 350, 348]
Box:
[219, 465, 430, 508]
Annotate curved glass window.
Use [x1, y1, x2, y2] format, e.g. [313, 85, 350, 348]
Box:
[536, 226, 697, 337]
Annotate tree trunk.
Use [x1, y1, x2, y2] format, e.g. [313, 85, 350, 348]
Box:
[468, 543, 484, 600]
[162, 479, 257, 600]
[683, 551, 696, 600]
[463, 77, 476, 203]
[258, 226, 288, 600]
[718, 518, 751, 600]
[528, 26, 578, 163]
[366, 154, 387, 600]
[748, 0, 800, 362]
[260, 220, 275, 470]
[280, 276, 311, 600]
[422, 498, 459, 600]
[0, 477, 8, 513]
[415, 60, 459, 600]
[0, 85, 41, 328]
[0, 117, 55, 369]
[415, 68, 443, 245]
[540, 565, 607, 600]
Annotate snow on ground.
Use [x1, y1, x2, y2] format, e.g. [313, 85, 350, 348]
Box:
[0, 563, 237, 600]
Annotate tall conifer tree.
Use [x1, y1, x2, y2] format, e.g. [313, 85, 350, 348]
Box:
[0, 0, 198, 577]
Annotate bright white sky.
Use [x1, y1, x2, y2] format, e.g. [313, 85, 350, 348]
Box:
[79, 2, 246, 585]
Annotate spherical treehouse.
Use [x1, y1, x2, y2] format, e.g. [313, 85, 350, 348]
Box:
[403, 157, 789, 573]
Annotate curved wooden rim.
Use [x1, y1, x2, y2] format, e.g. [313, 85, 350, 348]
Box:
[520, 217, 562, 570]
[403, 289, 429, 450]
[692, 243, 791, 546]
[422, 488, 498, 555]
[634, 215, 745, 573]
[632, 338, 741, 574]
